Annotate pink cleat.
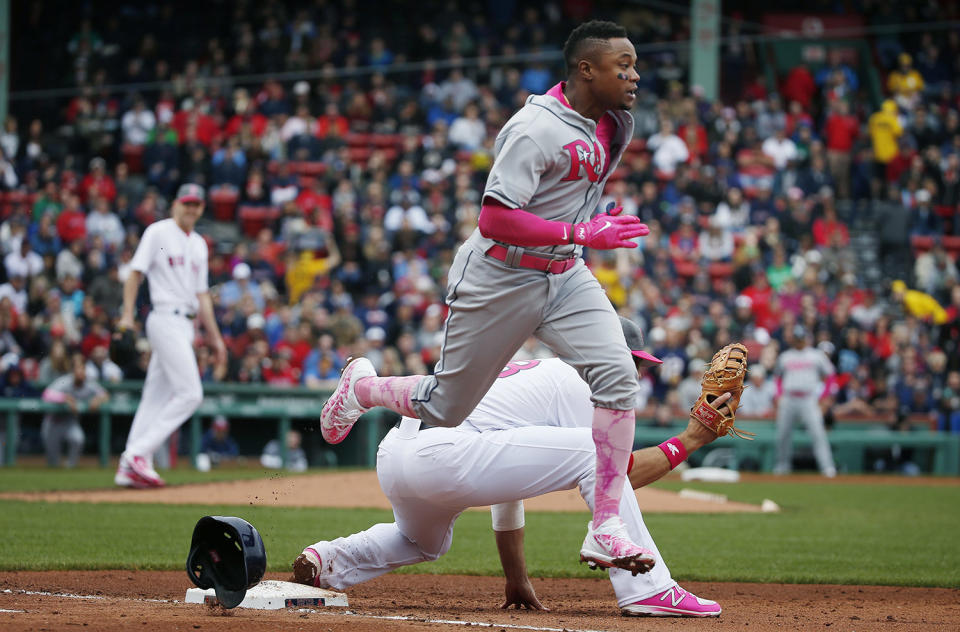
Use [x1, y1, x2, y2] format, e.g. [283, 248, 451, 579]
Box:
[320, 357, 377, 444]
[114, 454, 165, 488]
[621, 584, 721, 617]
[579, 516, 656, 576]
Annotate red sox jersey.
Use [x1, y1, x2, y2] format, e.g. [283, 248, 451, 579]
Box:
[476, 82, 634, 258]
[130, 218, 209, 312]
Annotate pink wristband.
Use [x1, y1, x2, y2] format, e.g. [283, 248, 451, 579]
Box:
[657, 437, 687, 470]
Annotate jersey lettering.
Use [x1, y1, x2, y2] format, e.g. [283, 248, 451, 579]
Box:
[560, 139, 601, 183]
[498, 360, 541, 379]
[167, 255, 185, 267]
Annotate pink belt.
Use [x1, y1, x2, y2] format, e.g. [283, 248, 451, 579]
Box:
[486, 244, 577, 275]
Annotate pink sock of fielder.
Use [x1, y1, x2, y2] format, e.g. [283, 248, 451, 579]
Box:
[354, 376, 423, 418]
[591, 407, 634, 524]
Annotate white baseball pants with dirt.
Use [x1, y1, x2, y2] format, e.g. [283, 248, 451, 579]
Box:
[305, 421, 674, 607]
[123, 311, 203, 459]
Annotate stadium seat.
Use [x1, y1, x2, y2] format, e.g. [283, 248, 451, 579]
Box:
[943, 235, 960, 257]
[934, 205, 956, 218]
[209, 186, 240, 222]
[121, 144, 145, 173]
[910, 235, 935, 252]
[237, 205, 280, 238]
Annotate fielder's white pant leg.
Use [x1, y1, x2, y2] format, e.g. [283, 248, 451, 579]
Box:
[125, 313, 202, 457]
[306, 522, 437, 591]
[575, 459, 674, 605]
[802, 397, 837, 475]
[306, 428, 463, 589]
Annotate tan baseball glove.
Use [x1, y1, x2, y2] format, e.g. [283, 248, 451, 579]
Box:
[690, 343, 755, 440]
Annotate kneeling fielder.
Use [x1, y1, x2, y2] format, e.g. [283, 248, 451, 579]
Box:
[294, 319, 729, 617]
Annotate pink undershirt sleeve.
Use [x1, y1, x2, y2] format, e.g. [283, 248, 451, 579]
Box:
[478, 199, 572, 247]
[42, 388, 67, 403]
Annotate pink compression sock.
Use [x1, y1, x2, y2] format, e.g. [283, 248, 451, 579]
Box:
[355, 376, 422, 418]
[591, 407, 635, 525]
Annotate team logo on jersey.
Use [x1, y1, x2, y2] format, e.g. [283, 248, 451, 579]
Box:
[167, 255, 185, 267]
[560, 139, 602, 183]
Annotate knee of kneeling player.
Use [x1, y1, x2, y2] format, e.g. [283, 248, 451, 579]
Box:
[416, 538, 453, 562]
[585, 358, 640, 410]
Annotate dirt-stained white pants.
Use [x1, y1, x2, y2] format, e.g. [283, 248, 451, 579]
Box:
[306, 422, 675, 607]
[123, 312, 203, 459]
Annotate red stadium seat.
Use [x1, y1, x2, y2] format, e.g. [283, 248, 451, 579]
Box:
[209, 186, 239, 222]
[910, 235, 935, 252]
[934, 205, 956, 218]
[942, 235, 960, 257]
[345, 133, 372, 148]
[121, 143, 145, 173]
[347, 147, 373, 164]
[708, 262, 735, 278]
[237, 205, 280, 238]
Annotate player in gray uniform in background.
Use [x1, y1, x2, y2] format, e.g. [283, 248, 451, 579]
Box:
[773, 325, 838, 477]
[321, 21, 654, 572]
[40, 352, 109, 468]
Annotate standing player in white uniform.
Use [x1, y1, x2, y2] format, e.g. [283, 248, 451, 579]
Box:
[322, 21, 652, 572]
[297, 319, 724, 617]
[114, 183, 227, 488]
[773, 325, 837, 477]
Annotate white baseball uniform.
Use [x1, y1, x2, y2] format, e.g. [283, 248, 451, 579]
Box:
[122, 218, 208, 461]
[774, 346, 837, 475]
[306, 358, 676, 607]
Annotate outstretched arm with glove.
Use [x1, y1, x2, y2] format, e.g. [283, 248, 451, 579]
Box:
[628, 343, 753, 488]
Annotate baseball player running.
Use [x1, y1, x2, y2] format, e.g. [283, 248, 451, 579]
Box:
[299, 319, 724, 617]
[773, 325, 837, 477]
[322, 20, 652, 572]
[114, 183, 226, 488]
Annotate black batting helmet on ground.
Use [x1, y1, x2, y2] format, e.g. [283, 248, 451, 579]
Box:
[186, 515, 267, 609]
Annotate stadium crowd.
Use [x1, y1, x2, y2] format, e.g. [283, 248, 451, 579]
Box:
[1, 0, 960, 446]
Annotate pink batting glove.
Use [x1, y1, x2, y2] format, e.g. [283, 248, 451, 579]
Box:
[571, 214, 649, 249]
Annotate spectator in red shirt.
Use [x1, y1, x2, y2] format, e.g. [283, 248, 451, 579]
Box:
[813, 204, 850, 248]
[678, 115, 708, 163]
[224, 101, 268, 139]
[782, 65, 816, 110]
[784, 100, 813, 136]
[56, 192, 87, 243]
[823, 100, 859, 199]
[742, 269, 776, 331]
[295, 178, 334, 231]
[274, 320, 313, 371]
[79, 157, 117, 203]
[315, 102, 349, 139]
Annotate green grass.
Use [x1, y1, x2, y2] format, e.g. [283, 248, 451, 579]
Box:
[0, 469, 958, 587]
[0, 465, 312, 492]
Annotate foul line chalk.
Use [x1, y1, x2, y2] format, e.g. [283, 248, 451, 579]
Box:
[7, 588, 608, 632]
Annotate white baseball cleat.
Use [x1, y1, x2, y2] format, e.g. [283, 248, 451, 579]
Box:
[621, 584, 721, 617]
[580, 516, 655, 576]
[320, 357, 377, 444]
[114, 454, 165, 488]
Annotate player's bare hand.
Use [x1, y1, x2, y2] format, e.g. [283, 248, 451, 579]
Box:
[117, 315, 135, 332]
[210, 336, 228, 367]
[501, 578, 549, 611]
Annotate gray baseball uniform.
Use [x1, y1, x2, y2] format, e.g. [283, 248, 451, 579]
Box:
[773, 346, 837, 475]
[411, 87, 639, 427]
[41, 375, 107, 467]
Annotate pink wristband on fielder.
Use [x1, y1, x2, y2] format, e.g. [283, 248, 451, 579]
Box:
[657, 437, 687, 470]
